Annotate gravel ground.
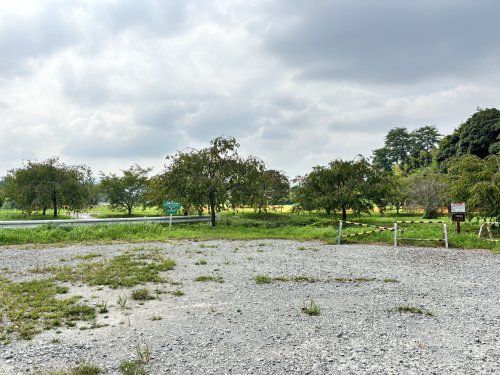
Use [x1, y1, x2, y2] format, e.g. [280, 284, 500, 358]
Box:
[0, 240, 499, 374]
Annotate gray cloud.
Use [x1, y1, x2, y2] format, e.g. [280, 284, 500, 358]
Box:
[1, 0, 499, 178]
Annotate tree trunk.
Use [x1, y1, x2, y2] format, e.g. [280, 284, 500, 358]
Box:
[52, 187, 58, 218]
[342, 206, 347, 222]
[128, 206, 132, 215]
[326, 207, 331, 215]
[42, 207, 47, 216]
[210, 202, 216, 227]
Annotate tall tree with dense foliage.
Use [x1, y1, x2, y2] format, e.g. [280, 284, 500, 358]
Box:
[373, 126, 440, 172]
[447, 155, 500, 219]
[158, 137, 265, 226]
[296, 158, 372, 220]
[436, 108, 500, 165]
[100, 165, 152, 216]
[3, 158, 93, 217]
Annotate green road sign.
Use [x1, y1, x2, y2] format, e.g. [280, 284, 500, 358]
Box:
[163, 201, 181, 215]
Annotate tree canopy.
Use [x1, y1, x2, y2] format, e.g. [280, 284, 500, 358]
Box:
[3, 158, 93, 217]
[158, 137, 265, 226]
[100, 165, 152, 216]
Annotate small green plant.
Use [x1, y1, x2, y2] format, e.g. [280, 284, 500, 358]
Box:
[254, 275, 272, 284]
[136, 344, 152, 364]
[383, 278, 399, 283]
[302, 299, 321, 316]
[172, 289, 184, 296]
[150, 315, 162, 321]
[117, 295, 128, 309]
[97, 301, 108, 314]
[43, 362, 102, 375]
[195, 259, 208, 265]
[119, 360, 146, 375]
[388, 306, 433, 316]
[334, 277, 376, 283]
[131, 288, 155, 301]
[194, 275, 224, 283]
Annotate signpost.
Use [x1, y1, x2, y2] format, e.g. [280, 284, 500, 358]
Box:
[162, 201, 181, 227]
[450, 202, 466, 234]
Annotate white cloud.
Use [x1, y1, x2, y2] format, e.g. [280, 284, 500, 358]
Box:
[1, 0, 499, 178]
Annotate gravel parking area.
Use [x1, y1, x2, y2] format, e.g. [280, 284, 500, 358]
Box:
[0, 240, 499, 374]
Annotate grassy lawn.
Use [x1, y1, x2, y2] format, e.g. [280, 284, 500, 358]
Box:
[0, 211, 498, 252]
[0, 209, 70, 221]
[88, 204, 164, 218]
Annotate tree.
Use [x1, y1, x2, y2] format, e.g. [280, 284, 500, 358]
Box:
[367, 168, 406, 216]
[3, 158, 93, 217]
[373, 126, 440, 172]
[447, 154, 500, 219]
[158, 137, 265, 226]
[295, 158, 372, 220]
[246, 169, 290, 211]
[436, 108, 500, 165]
[406, 168, 447, 219]
[100, 165, 152, 216]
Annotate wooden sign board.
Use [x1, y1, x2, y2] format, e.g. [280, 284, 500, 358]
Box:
[450, 202, 466, 214]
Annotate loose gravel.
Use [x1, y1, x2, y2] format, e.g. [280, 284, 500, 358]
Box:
[0, 240, 499, 374]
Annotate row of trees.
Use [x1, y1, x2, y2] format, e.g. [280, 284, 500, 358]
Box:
[1, 108, 498, 223]
[0, 138, 290, 226]
[293, 108, 499, 219]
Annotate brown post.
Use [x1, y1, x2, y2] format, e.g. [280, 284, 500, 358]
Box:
[456, 220, 461, 234]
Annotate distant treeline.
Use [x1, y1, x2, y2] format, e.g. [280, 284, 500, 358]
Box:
[0, 108, 498, 225]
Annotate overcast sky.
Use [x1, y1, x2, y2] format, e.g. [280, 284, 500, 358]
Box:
[1, 0, 499, 178]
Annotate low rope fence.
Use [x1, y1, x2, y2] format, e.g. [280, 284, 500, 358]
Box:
[337, 220, 448, 248]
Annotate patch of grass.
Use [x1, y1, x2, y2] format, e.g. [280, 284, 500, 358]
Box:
[254, 275, 272, 284]
[0, 277, 95, 341]
[302, 299, 321, 316]
[96, 301, 108, 313]
[150, 315, 162, 321]
[72, 253, 101, 261]
[117, 295, 128, 310]
[48, 253, 176, 288]
[194, 259, 207, 265]
[383, 278, 399, 283]
[171, 289, 184, 296]
[334, 277, 376, 283]
[388, 306, 433, 316]
[120, 360, 146, 375]
[254, 275, 320, 283]
[194, 275, 224, 283]
[41, 362, 102, 375]
[131, 288, 155, 301]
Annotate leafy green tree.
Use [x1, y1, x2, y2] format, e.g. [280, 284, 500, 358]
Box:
[296, 158, 372, 220]
[447, 155, 500, 219]
[373, 126, 440, 172]
[367, 168, 405, 216]
[436, 108, 500, 165]
[406, 168, 448, 219]
[158, 137, 265, 226]
[100, 165, 152, 216]
[3, 158, 93, 217]
[246, 169, 290, 211]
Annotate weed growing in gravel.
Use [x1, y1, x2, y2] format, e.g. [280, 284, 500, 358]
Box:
[131, 288, 155, 300]
[136, 344, 152, 364]
[199, 244, 217, 248]
[96, 301, 108, 313]
[117, 295, 128, 310]
[48, 253, 176, 288]
[302, 299, 321, 316]
[172, 289, 185, 296]
[72, 253, 101, 261]
[194, 275, 224, 283]
[254, 275, 319, 283]
[255, 275, 272, 284]
[195, 259, 208, 265]
[388, 306, 433, 316]
[334, 277, 376, 283]
[150, 315, 162, 321]
[41, 362, 102, 375]
[0, 277, 95, 341]
[120, 361, 146, 375]
[383, 278, 399, 283]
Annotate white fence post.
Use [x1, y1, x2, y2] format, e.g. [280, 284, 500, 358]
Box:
[393, 222, 398, 247]
[337, 221, 343, 245]
[443, 223, 448, 249]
